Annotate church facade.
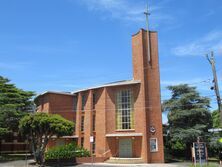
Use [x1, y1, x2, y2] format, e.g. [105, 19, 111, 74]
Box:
[35, 29, 164, 163]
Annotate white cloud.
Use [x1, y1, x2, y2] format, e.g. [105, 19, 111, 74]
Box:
[75, 0, 174, 26]
[172, 31, 222, 56]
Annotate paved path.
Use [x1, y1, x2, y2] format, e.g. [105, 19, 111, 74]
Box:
[76, 162, 190, 167]
[0, 160, 190, 167]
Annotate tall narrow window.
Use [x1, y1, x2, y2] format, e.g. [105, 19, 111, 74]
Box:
[81, 94, 86, 111]
[81, 116, 84, 132]
[73, 96, 78, 112]
[81, 137, 84, 147]
[92, 93, 96, 110]
[92, 137, 96, 154]
[116, 90, 134, 130]
[92, 114, 96, 131]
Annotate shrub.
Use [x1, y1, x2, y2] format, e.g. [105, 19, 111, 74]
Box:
[45, 142, 90, 160]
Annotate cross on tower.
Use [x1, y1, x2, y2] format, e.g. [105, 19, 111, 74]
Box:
[144, 4, 151, 63]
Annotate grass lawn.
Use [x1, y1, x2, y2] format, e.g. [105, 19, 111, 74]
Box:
[189, 162, 219, 167]
[0, 153, 32, 162]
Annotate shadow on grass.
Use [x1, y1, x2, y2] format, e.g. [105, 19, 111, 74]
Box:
[0, 153, 33, 163]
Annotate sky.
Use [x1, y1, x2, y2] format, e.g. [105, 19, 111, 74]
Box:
[0, 0, 222, 123]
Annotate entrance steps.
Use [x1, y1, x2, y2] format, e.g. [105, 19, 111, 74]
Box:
[106, 157, 144, 164]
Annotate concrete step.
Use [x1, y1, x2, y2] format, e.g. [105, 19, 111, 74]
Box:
[106, 157, 144, 164]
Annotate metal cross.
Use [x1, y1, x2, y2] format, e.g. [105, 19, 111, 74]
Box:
[144, 4, 151, 63]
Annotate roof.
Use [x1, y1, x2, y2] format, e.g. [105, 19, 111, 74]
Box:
[34, 91, 74, 101]
[72, 80, 141, 94]
[35, 80, 140, 100]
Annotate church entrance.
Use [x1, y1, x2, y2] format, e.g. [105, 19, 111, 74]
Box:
[119, 138, 132, 158]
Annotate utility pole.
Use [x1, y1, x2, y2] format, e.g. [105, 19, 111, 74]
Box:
[206, 51, 222, 123]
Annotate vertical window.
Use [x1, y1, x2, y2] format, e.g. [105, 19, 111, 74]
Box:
[81, 94, 86, 111]
[92, 137, 96, 154]
[81, 116, 84, 132]
[92, 114, 96, 131]
[150, 138, 158, 152]
[73, 96, 78, 112]
[92, 93, 96, 109]
[81, 137, 84, 147]
[116, 90, 134, 130]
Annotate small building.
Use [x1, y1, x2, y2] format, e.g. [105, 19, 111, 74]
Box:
[35, 29, 164, 163]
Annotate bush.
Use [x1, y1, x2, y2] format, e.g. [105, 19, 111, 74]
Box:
[45, 143, 90, 160]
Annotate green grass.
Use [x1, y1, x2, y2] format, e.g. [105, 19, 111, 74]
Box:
[0, 154, 32, 162]
[189, 162, 219, 167]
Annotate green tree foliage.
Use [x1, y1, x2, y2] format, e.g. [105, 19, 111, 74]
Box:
[208, 110, 222, 156]
[212, 110, 221, 128]
[0, 76, 35, 136]
[163, 84, 212, 158]
[19, 112, 74, 166]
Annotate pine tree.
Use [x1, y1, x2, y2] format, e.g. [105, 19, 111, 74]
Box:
[163, 84, 212, 159]
[0, 76, 35, 136]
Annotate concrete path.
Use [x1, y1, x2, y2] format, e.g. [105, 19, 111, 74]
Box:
[76, 162, 190, 167]
[0, 160, 191, 167]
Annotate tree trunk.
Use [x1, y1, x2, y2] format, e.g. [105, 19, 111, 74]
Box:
[185, 143, 192, 160]
[35, 149, 45, 166]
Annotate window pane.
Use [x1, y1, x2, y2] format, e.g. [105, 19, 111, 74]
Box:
[116, 90, 134, 130]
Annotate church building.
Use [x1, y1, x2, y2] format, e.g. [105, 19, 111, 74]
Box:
[35, 29, 164, 163]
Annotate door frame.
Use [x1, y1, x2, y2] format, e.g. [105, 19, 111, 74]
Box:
[118, 138, 133, 158]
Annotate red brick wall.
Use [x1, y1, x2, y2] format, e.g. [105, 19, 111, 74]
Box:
[36, 93, 76, 122]
[132, 29, 164, 163]
[35, 93, 76, 148]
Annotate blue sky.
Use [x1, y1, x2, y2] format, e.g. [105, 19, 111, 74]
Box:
[0, 0, 222, 123]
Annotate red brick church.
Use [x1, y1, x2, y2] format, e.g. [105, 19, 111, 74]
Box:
[35, 29, 164, 163]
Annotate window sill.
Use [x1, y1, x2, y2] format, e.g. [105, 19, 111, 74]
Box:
[115, 129, 135, 132]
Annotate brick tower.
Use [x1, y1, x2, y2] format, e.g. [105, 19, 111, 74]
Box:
[132, 29, 164, 163]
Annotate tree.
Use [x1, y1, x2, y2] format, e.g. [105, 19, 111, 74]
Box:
[212, 110, 221, 128]
[163, 84, 212, 159]
[208, 110, 222, 157]
[19, 112, 74, 166]
[0, 76, 35, 136]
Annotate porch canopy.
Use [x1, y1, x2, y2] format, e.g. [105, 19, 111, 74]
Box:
[106, 133, 142, 137]
[51, 135, 79, 139]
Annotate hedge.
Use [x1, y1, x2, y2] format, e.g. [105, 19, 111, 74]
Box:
[45, 143, 90, 160]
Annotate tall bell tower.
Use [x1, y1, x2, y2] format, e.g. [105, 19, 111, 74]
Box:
[131, 6, 164, 162]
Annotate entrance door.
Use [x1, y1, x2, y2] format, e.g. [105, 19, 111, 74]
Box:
[119, 138, 132, 158]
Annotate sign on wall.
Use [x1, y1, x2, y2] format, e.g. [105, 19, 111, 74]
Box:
[90, 136, 94, 143]
[150, 138, 158, 152]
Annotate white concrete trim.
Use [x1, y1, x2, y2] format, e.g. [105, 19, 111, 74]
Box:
[35, 91, 74, 99]
[106, 133, 143, 137]
[72, 80, 141, 94]
[51, 135, 79, 139]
